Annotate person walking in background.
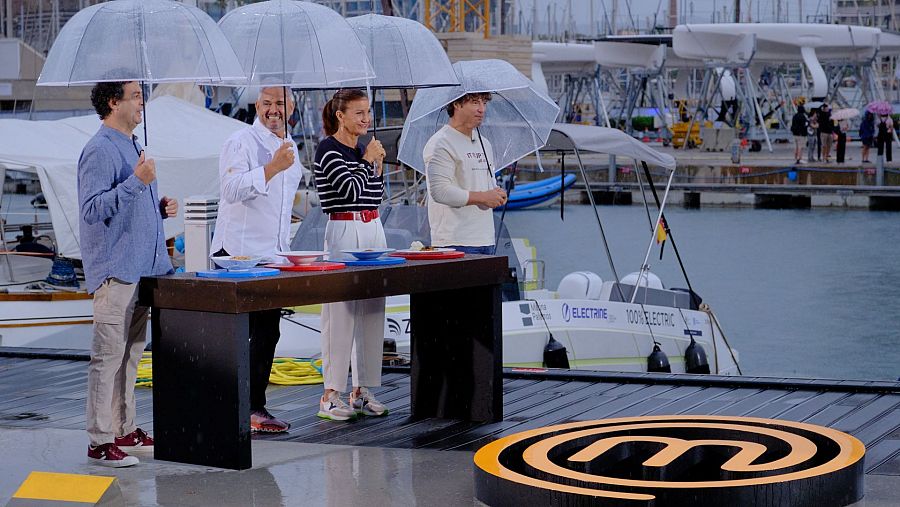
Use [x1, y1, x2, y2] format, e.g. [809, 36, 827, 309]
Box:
[211, 86, 304, 434]
[807, 111, 819, 163]
[790, 105, 808, 164]
[79, 81, 176, 467]
[876, 113, 894, 163]
[313, 89, 388, 421]
[859, 111, 875, 163]
[835, 118, 848, 164]
[818, 103, 834, 162]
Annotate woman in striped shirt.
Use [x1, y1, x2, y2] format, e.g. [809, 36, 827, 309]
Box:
[313, 89, 388, 421]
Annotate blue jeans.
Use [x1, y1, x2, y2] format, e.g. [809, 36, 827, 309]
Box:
[445, 245, 494, 255]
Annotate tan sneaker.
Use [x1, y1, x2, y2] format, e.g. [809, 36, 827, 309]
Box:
[350, 387, 388, 417]
[317, 391, 356, 421]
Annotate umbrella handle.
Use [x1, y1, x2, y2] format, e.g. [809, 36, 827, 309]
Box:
[142, 81, 148, 147]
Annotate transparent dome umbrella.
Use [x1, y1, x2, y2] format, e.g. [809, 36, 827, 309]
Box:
[343, 14, 458, 90]
[344, 13, 459, 139]
[37, 0, 246, 145]
[397, 59, 560, 175]
[214, 0, 375, 137]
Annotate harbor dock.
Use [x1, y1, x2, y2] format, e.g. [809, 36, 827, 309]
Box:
[1, 349, 898, 506]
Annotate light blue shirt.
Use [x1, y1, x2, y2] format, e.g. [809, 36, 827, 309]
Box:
[78, 125, 173, 294]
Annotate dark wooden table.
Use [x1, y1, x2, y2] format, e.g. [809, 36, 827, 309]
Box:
[139, 255, 507, 470]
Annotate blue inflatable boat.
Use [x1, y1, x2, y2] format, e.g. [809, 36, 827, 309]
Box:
[497, 174, 577, 210]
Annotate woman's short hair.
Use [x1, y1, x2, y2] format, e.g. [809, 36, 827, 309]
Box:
[446, 92, 492, 117]
[90, 82, 128, 120]
[322, 89, 368, 136]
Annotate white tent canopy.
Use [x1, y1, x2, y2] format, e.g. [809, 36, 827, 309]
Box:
[0, 96, 247, 259]
[541, 123, 676, 170]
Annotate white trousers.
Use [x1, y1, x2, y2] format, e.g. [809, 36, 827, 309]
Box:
[86, 278, 147, 446]
[322, 218, 386, 392]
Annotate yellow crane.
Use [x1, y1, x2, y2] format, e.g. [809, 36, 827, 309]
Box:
[423, 0, 490, 38]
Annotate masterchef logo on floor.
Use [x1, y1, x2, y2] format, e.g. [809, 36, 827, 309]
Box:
[561, 303, 608, 323]
[473, 415, 865, 507]
[626, 308, 676, 327]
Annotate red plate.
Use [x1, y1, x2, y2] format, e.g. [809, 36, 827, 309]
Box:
[263, 262, 346, 271]
[389, 251, 465, 260]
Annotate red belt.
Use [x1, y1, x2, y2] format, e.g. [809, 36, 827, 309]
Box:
[329, 210, 379, 223]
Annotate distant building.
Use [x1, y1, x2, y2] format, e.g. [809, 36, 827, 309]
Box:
[832, 1, 899, 89]
[833, 0, 898, 31]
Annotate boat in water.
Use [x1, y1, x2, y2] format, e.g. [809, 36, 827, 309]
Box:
[282, 124, 741, 375]
[2, 111, 739, 375]
[499, 173, 577, 210]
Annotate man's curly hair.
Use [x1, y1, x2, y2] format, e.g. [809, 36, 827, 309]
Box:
[90, 82, 127, 120]
[446, 92, 492, 118]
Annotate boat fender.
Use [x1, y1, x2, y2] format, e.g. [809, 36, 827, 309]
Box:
[647, 342, 671, 373]
[543, 335, 570, 369]
[557, 271, 603, 299]
[621, 271, 664, 290]
[684, 337, 710, 374]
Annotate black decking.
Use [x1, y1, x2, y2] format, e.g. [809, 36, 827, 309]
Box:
[1, 348, 898, 478]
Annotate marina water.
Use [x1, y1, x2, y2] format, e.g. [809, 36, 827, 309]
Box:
[506, 205, 900, 381]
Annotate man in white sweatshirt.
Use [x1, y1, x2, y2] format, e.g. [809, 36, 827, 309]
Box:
[423, 93, 508, 254]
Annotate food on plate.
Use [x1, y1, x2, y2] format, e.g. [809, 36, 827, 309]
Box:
[409, 241, 424, 251]
[231, 256, 251, 260]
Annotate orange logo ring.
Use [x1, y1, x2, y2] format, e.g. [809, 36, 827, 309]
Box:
[474, 415, 865, 506]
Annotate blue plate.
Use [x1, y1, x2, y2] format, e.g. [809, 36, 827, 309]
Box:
[196, 267, 280, 278]
[341, 257, 406, 266]
[341, 248, 396, 260]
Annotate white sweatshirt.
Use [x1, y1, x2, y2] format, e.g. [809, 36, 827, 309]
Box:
[423, 125, 496, 247]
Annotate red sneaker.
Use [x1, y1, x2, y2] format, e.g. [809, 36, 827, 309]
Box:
[114, 428, 154, 451]
[250, 408, 290, 433]
[88, 443, 139, 468]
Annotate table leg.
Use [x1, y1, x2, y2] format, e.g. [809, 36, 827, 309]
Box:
[152, 309, 251, 469]
[410, 284, 502, 422]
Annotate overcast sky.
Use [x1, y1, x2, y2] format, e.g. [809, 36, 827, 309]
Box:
[512, 1, 835, 35]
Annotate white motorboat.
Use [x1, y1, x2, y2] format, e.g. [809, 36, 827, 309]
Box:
[279, 124, 741, 375]
[0, 97, 245, 349]
[2, 108, 740, 375]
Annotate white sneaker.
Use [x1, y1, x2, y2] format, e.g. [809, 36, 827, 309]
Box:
[350, 387, 388, 417]
[317, 392, 356, 421]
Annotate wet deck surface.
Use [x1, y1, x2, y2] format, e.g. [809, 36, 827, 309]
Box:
[1, 349, 899, 505]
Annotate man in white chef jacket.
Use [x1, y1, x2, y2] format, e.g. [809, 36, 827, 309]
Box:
[211, 86, 305, 433]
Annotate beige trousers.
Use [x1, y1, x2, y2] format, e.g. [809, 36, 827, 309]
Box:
[321, 218, 386, 392]
[86, 278, 148, 446]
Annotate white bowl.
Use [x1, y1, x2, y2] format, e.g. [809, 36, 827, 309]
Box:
[276, 251, 326, 266]
[210, 255, 263, 270]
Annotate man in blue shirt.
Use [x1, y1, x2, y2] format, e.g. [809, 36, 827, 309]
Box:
[79, 81, 177, 467]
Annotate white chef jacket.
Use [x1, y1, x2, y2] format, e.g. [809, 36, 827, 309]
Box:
[211, 118, 305, 263]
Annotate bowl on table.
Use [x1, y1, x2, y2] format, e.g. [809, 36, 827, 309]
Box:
[341, 248, 395, 261]
[210, 255, 263, 271]
[276, 251, 326, 265]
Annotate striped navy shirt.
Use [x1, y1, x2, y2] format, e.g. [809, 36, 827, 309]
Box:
[313, 136, 383, 213]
